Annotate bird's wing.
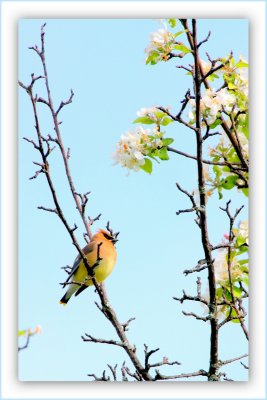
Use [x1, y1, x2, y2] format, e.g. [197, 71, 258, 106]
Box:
[62, 241, 95, 287]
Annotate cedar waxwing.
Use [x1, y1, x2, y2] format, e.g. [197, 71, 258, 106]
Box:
[60, 229, 118, 305]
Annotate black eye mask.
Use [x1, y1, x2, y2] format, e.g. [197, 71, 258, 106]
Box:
[103, 233, 113, 241]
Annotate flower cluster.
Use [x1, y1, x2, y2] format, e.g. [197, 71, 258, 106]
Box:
[18, 325, 42, 337]
[113, 126, 162, 172]
[136, 106, 160, 122]
[234, 66, 248, 98]
[188, 88, 236, 126]
[222, 57, 248, 104]
[211, 130, 248, 159]
[209, 130, 249, 197]
[233, 220, 249, 246]
[145, 28, 175, 64]
[214, 249, 244, 285]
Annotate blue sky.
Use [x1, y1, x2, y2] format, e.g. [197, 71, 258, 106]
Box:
[18, 18, 248, 381]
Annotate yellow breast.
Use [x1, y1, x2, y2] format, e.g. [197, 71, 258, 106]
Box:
[73, 241, 117, 286]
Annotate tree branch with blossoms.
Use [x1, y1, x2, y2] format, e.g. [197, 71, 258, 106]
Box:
[114, 18, 249, 381]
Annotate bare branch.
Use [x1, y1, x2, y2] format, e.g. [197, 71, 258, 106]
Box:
[154, 369, 208, 381]
[240, 361, 249, 370]
[174, 278, 208, 306]
[121, 317, 136, 332]
[219, 354, 248, 366]
[81, 334, 126, 349]
[23, 136, 39, 150]
[56, 89, 74, 115]
[37, 206, 58, 214]
[87, 371, 110, 381]
[197, 31, 211, 48]
[88, 213, 102, 226]
[157, 105, 197, 132]
[18, 334, 31, 352]
[183, 259, 209, 275]
[182, 311, 209, 322]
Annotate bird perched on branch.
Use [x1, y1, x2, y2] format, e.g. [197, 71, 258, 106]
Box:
[59, 229, 118, 305]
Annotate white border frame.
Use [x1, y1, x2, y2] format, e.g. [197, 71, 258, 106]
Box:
[1, 1, 266, 399]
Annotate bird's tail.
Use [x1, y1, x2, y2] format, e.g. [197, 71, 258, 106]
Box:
[59, 285, 77, 305]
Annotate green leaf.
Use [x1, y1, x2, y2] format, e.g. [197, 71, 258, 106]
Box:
[133, 116, 155, 124]
[221, 175, 238, 190]
[216, 287, 224, 299]
[211, 155, 221, 162]
[173, 44, 191, 53]
[228, 82, 238, 90]
[146, 51, 160, 65]
[239, 259, 248, 265]
[154, 111, 166, 119]
[157, 147, 169, 160]
[161, 138, 174, 146]
[207, 73, 219, 82]
[209, 119, 222, 129]
[237, 244, 249, 255]
[241, 188, 249, 197]
[233, 286, 243, 298]
[168, 19, 177, 28]
[235, 61, 249, 69]
[147, 153, 160, 163]
[160, 117, 173, 126]
[173, 29, 187, 38]
[242, 277, 249, 286]
[236, 237, 247, 247]
[140, 158, 153, 174]
[227, 308, 241, 323]
[223, 288, 233, 302]
[213, 165, 222, 178]
[18, 329, 27, 337]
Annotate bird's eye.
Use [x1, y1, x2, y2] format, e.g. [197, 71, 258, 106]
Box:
[103, 233, 113, 240]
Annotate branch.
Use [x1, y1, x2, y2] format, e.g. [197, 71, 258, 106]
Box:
[197, 31, 211, 48]
[56, 89, 74, 115]
[87, 370, 110, 381]
[18, 334, 31, 352]
[174, 278, 208, 306]
[191, 18, 219, 380]
[20, 25, 154, 381]
[29, 25, 94, 241]
[167, 146, 242, 167]
[81, 334, 127, 349]
[182, 311, 209, 322]
[240, 361, 249, 370]
[219, 353, 248, 366]
[183, 259, 209, 275]
[218, 200, 248, 340]
[154, 369, 208, 381]
[121, 317, 136, 332]
[157, 104, 197, 132]
[175, 182, 200, 217]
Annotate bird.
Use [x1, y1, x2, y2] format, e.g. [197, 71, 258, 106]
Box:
[59, 229, 118, 305]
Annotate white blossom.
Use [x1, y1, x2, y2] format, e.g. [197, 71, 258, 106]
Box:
[145, 28, 174, 63]
[188, 88, 236, 125]
[237, 220, 249, 245]
[137, 106, 159, 121]
[214, 249, 229, 284]
[113, 126, 162, 172]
